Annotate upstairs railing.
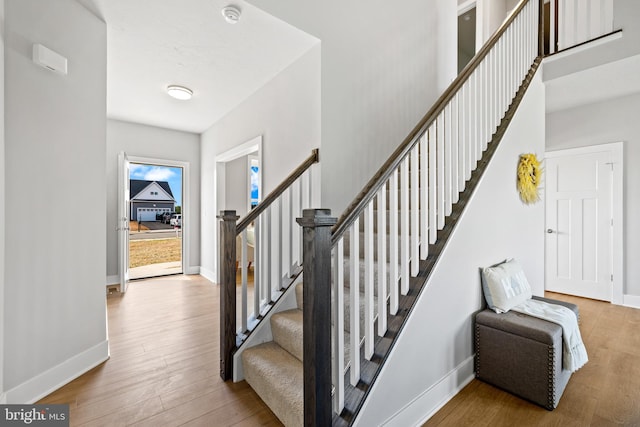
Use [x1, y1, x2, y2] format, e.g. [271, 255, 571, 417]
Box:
[299, 0, 544, 423]
[549, 0, 615, 53]
[218, 149, 319, 380]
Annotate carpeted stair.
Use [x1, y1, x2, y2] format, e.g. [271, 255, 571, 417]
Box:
[242, 284, 305, 427]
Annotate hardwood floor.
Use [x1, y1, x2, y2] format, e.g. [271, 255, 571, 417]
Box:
[38, 274, 282, 427]
[424, 292, 640, 427]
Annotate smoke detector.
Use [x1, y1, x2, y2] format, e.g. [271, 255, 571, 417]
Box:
[221, 5, 241, 24]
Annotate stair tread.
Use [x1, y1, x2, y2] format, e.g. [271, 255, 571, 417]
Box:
[271, 308, 303, 362]
[242, 341, 303, 427]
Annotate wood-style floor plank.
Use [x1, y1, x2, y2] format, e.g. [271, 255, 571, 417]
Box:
[38, 274, 282, 427]
[424, 292, 640, 427]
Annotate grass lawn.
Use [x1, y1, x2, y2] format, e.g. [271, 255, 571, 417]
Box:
[129, 238, 181, 268]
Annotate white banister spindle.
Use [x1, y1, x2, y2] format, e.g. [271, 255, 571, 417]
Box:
[428, 123, 437, 244]
[364, 203, 374, 360]
[333, 238, 345, 413]
[287, 188, 293, 276]
[419, 134, 428, 260]
[241, 230, 248, 332]
[349, 220, 360, 386]
[266, 206, 272, 302]
[443, 103, 452, 217]
[389, 169, 399, 315]
[377, 185, 387, 336]
[410, 146, 419, 276]
[480, 60, 488, 152]
[451, 94, 459, 204]
[436, 113, 445, 230]
[276, 198, 283, 291]
[255, 214, 262, 317]
[458, 87, 467, 192]
[400, 157, 410, 294]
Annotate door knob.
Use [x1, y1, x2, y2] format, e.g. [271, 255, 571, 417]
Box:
[546, 229, 556, 234]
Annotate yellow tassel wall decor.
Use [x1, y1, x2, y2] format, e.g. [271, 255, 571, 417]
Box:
[517, 153, 542, 204]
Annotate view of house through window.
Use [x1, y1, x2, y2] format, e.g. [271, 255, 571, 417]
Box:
[128, 162, 183, 280]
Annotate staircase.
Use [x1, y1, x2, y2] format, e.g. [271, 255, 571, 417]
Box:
[217, 0, 618, 425]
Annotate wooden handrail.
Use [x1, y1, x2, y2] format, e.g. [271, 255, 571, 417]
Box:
[331, 0, 535, 242]
[236, 148, 319, 233]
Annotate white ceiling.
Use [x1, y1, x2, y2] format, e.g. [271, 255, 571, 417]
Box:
[545, 53, 640, 113]
[77, 0, 318, 134]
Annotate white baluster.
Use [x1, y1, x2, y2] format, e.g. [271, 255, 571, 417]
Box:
[241, 229, 248, 333]
[436, 113, 445, 230]
[389, 169, 399, 315]
[349, 220, 360, 386]
[365, 203, 374, 360]
[428, 123, 437, 244]
[451, 94, 459, 204]
[400, 157, 410, 295]
[410, 145, 419, 276]
[377, 186, 387, 337]
[444, 102, 452, 216]
[420, 134, 428, 260]
[254, 213, 262, 318]
[266, 206, 272, 304]
[333, 239, 345, 413]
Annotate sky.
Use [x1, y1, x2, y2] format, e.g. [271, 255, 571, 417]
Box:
[130, 163, 182, 206]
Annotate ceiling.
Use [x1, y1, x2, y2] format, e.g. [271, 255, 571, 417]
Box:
[77, 0, 318, 134]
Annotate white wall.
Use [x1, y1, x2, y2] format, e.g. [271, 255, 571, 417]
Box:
[0, 0, 5, 402]
[248, 0, 454, 214]
[224, 156, 249, 217]
[546, 92, 640, 298]
[106, 119, 201, 279]
[4, 0, 108, 402]
[200, 45, 320, 281]
[356, 72, 546, 426]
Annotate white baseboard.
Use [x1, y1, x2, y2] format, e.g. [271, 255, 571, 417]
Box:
[199, 266, 217, 284]
[623, 294, 640, 309]
[106, 275, 119, 286]
[4, 340, 109, 404]
[381, 355, 475, 427]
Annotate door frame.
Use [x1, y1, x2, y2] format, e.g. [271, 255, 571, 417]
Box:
[545, 141, 624, 304]
[126, 155, 191, 279]
[215, 135, 263, 283]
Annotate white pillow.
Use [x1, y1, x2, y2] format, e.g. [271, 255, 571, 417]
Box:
[481, 259, 532, 313]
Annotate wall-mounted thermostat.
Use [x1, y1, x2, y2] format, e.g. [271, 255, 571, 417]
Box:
[32, 44, 68, 75]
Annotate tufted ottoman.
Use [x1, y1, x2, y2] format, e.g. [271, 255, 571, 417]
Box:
[474, 296, 579, 410]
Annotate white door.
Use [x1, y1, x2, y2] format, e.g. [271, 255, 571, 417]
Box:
[545, 147, 613, 301]
[118, 152, 131, 292]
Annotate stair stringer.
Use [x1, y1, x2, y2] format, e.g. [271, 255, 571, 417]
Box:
[232, 273, 303, 382]
[352, 70, 546, 426]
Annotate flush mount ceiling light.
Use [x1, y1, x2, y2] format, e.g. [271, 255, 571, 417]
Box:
[166, 85, 193, 100]
[221, 5, 241, 24]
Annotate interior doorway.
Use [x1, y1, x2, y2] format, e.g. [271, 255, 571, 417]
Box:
[458, 4, 477, 74]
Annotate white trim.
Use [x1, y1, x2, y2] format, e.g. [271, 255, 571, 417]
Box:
[199, 266, 217, 284]
[106, 274, 119, 286]
[376, 356, 475, 427]
[215, 135, 262, 163]
[545, 142, 624, 305]
[4, 340, 109, 404]
[457, 0, 476, 15]
[126, 155, 191, 279]
[623, 295, 640, 309]
[543, 31, 623, 66]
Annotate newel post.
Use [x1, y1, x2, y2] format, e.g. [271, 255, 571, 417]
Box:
[297, 209, 337, 426]
[218, 210, 239, 381]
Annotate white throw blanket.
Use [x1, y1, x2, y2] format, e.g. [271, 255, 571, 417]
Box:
[512, 299, 588, 373]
